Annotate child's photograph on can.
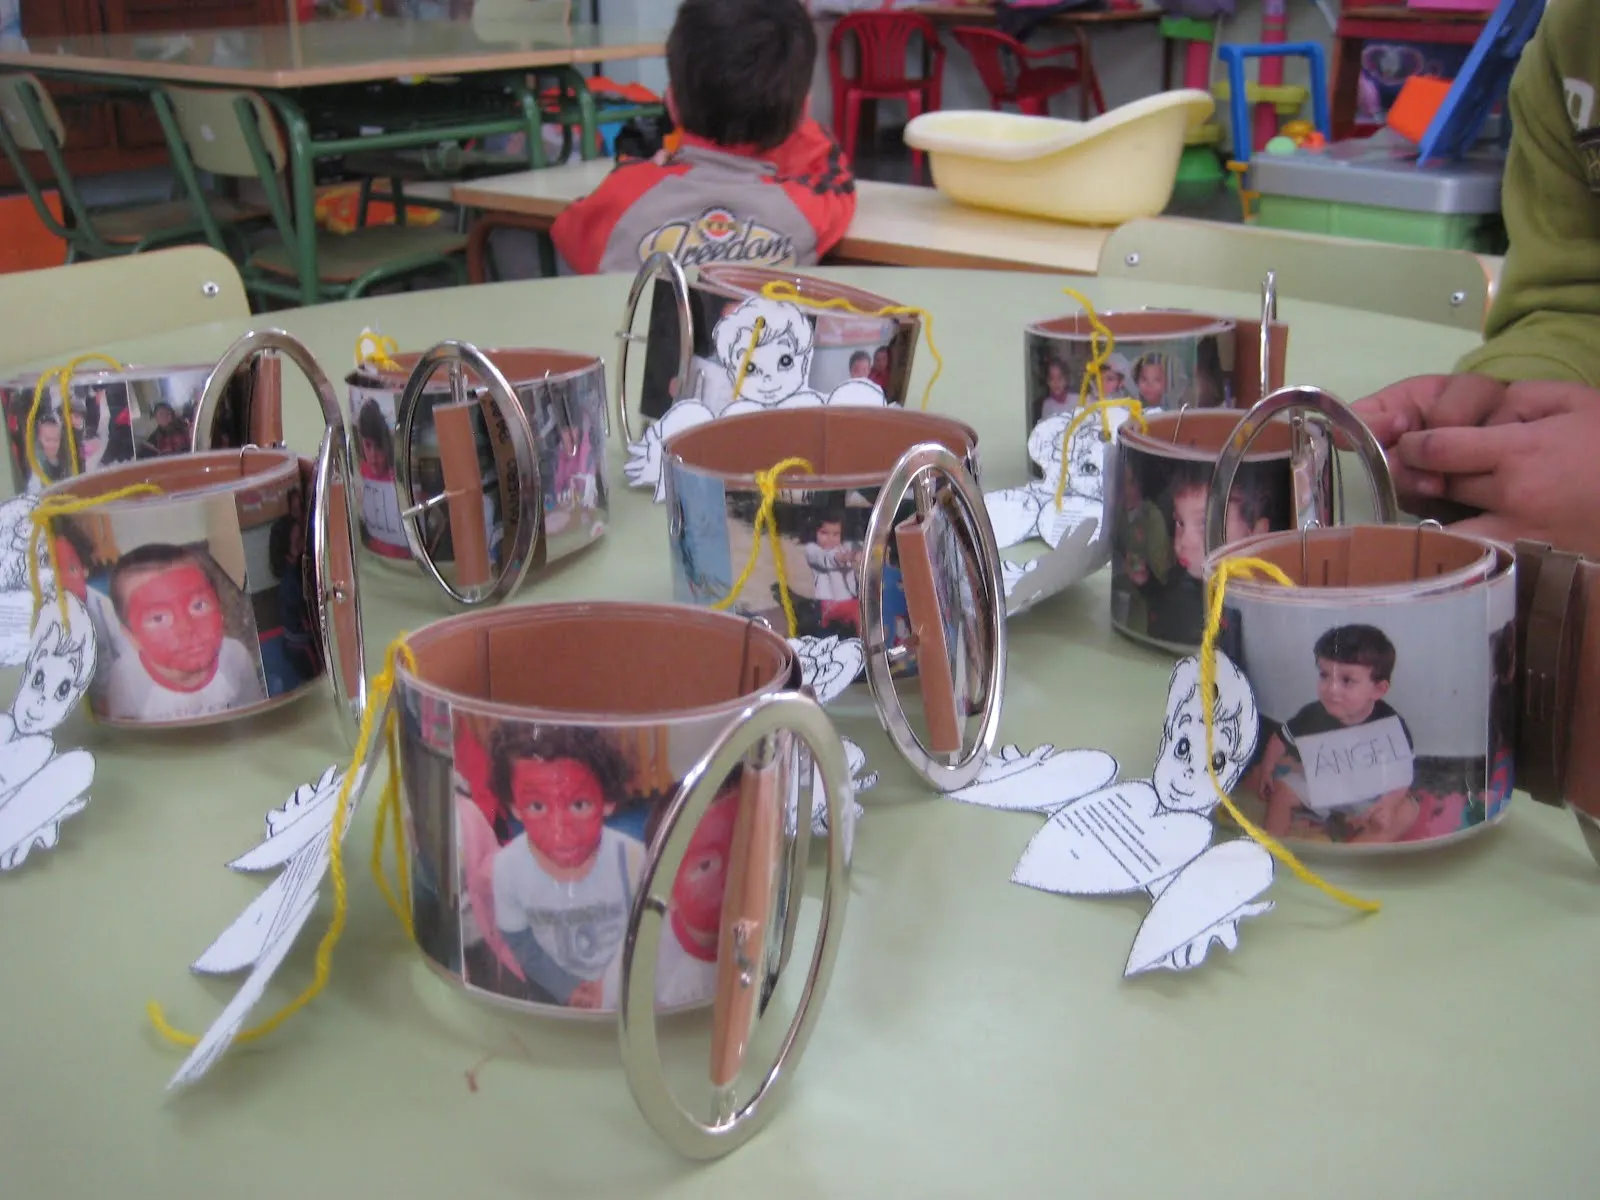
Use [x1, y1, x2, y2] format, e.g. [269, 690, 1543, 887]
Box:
[1225, 581, 1506, 849]
[1109, 450, 1292, 650]
[448, 715, 745, 1013]
[397, 686, 464, 978]
[68, 497, 268, 724]
[238, 477, 322, 696]
[350, 386, 409, 561]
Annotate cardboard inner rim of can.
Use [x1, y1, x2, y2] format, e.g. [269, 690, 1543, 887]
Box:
[666, 406, 977, 488]
[355, 348, 596, 389]
[1120, 410, 1295, 460]
[46, 446, 299, 506]
[698, 265, 911, 319]
[1028, 311, 1235, 340]
[401, 602, 795, 719]
[1224, 525, 1497, 589]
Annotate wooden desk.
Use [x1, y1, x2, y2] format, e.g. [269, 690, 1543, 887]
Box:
[907, 4, 1160, 29]
[0, 19, 667, 89]
[453, 165, 1112, 276]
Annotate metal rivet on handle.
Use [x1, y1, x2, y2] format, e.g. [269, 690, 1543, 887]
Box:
[201, 281, 221, 297]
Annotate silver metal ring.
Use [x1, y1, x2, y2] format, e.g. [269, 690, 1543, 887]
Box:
[190, 328, 343, 451]
[617, 691, 852, 1161]
[392, 340, 543, 608]
[1205, 384, 1400, 555]
[860, 442, 1007, 793]
[615, 251, 691, 447]
[1259, 270, 1278, 399]
[309, 426, 368, 746]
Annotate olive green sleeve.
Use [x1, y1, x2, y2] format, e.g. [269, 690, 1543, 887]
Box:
[1456, 5, 1600, 385]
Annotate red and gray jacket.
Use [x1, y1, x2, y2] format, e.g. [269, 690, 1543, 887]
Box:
[550, 119, 857, 274]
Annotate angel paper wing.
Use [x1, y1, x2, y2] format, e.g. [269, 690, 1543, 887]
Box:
[1012, 781, 1214, 897]
[985, 484, 1048, 551]
[947, 745, 1119, 813]
[1006, 517, 1106, 618]
[227, 765, 353, 873]
[1124, 840, 1275, 977]
[1041, 496, 1102, 550]
[623, 399, 716, 501]
[790, 634, 866, 706]
[0, 590, 37, 667]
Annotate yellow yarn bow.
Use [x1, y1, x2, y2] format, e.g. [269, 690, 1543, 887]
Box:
[758, 280, 942, 411]
[355, 329, 402, 372]
[710, 457, 815, 638]
[1050, 289, 1147, 511]
[25, 353, 122, 487]
[28, 486, 162, 628]
[1201, 556, 1381, 914]
[148, 638, 420, 1049]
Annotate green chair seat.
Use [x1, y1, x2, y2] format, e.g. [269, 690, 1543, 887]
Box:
[91, 195, 268, 244]
[249, 224, 469, 283]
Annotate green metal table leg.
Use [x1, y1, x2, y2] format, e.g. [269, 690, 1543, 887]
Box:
[266, 92, 323, 307]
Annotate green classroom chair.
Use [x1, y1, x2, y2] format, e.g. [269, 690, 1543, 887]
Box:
[1098, 217, 1491, 333]
[152, 85, 469, 308]
[0, 73, 264, 264]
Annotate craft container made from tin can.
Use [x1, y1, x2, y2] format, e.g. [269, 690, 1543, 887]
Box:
[616, 255, 925, 438]
[38, 330, 369, 740]
[346, 346, 607, 580]
[662, 406, 1008, 793]
[1204, 524, 1516, 854]
[1023, 283, 1289, 479]
[389, 600, 853, 1160]
[0, 352, 284, 495]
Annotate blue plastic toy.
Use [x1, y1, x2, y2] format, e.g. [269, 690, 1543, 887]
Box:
[1215, 41, 1331, 161]
[1416, 0, 1545, 163]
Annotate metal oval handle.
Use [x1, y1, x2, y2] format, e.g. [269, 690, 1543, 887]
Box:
[191, 328, 343, 451]
[617, 690, 852, 1161]
[1259, 270, 1278, 400]
[1205, 384, 1400, 556]
[309, 425, 368, 746]
[391, 340, 543, 608]
[860, 442, 1008, 793]
[614, 251, 692, 447]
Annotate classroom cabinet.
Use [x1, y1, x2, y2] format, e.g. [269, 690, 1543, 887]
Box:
[1, 0, 287, 189]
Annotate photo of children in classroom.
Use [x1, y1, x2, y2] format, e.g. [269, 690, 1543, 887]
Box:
[239, 477, 323, 695]
[1229, 588, 1502, 848]
[1025, 330, 1232, 452]
[449, 715, 743, 1012]
[534, 368, 607, 537]
[65, 501, 269, 723]
[723, 484, 872, 638]
[1108, 451, 1291, 649]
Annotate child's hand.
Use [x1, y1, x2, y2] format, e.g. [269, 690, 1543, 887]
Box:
[569, 979, 604, 1009]
[1256, 767, 1274, 804]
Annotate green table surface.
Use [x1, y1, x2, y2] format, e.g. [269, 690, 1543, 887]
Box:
[5, 269, 1597, 1200]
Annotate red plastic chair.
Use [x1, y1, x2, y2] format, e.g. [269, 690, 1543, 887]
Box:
[949, 25, 1106, 120]
[828, 11, 946, 181]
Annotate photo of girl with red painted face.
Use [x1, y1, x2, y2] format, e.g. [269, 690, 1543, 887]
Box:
[100, 543, 267, 723]
[460, 722, 648, 1011]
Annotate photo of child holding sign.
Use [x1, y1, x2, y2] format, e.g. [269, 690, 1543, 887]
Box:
[1254, 625, 1419, 844]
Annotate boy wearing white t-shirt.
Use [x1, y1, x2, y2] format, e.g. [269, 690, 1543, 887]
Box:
[486, 725, 646, 1009]
[102, 544, 265, 722]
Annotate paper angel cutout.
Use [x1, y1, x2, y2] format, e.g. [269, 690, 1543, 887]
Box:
[0, 493, 47, 667]
[168, 764, 358, 1090]
[1000, 654, 1273, 978]
[791, 633, 866, 705]
[1004, 517, 1108, 618]
[0, 595, 96, 871]
[626, 295, 890, 500]
[804, 734, 872, 864]
[947, 743, 1119, 812]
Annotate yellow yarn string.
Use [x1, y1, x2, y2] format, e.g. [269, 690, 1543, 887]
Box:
[730, 316, 767, 405]
[1201, 557, 1381, 914]
[1061, 287, 1117, 415]
[146, 639, 417, 1050]
[28, 486, 162, 628]
[25, 354, 122, 486]
[710, 457, 815, 638]
[1052, 397, 1149, 512]
[758, 280, 942, 411]
[371, 649, 419, 940]
[355, 329, 402, 372]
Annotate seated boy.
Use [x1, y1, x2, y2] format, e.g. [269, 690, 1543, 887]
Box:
[487, 725, 646, 1010]
[1352, 2, 1600, 558]
[550, 0, 855, 275]
[1255, 624, 1419, 843]
[103, 544, 266, 722]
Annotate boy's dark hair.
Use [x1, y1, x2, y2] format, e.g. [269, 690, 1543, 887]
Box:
[667, 0, 816, 150]
[1313, 624, 1397, 684]
[1164, 461, 1270, 528]
[109, 542, 211, 623]
[849, 350, 870, 369]
[155, 402, 174, 418]
[488, 724, 633, 817]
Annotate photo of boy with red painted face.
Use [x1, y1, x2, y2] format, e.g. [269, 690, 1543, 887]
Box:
[101, 543, 267, 722]
[476, 724, 647, 1010]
